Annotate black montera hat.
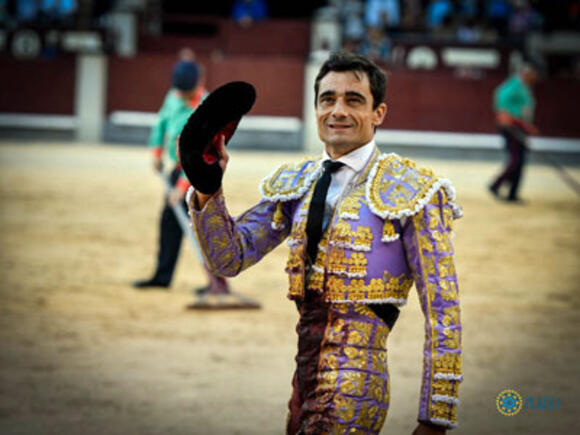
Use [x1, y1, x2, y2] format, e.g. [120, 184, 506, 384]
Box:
[179, 81, 256, 194]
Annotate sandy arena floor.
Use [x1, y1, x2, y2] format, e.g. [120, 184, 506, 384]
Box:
[0, 142, 579, 435]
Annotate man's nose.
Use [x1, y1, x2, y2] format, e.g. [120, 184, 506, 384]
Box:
[331, 99, 347, 117]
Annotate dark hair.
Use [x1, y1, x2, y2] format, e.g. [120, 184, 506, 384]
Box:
[314, 51, 387, 109]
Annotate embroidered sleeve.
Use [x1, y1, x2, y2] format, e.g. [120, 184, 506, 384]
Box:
[402, 188, 462, 429]
[188, 189, 292, 277]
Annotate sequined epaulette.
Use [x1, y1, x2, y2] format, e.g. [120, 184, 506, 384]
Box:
[366, 153, 463, 220]
[259, 156, 322, 202]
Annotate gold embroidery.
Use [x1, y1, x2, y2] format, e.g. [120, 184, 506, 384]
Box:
[345, 322, 373, 348]
[368, 374, 386, 402]
[352, 226, 373, 250]
[326, 274, 413, 302]
[260, 157, 319, 199]
[432, 378, 459, 397]
[343, 346, 367, 370]
[442, 305, 460, 326]
[272, 201, 285, 229]
[338, 187, 365, 219]
[356, 401, 379, 427]
[368, 154, 439, 217]
[433, 353, 462, 375]
[382, 220, 397, 240]
[334, 394, 357, 422]
[431, 401, 456, 422]
[349, 252, 367, 276]
[328, 247, 349, 275]
[373, 408, 388, 431]
[339, 370, 366, 396]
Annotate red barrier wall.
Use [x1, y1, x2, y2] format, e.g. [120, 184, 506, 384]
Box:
[1, 53, 579, 138]
[106, 54, 305, 117]
[0, 55, 76, 115]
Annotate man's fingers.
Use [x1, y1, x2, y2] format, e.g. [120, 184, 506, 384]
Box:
[217, 134, 229, 169]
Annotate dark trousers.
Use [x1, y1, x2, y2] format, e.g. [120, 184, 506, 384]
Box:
[152, 168, 187, 286]
[491, 128, 528, 200]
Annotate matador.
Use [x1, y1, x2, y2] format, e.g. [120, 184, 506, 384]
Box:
[180, 52, 463, 435]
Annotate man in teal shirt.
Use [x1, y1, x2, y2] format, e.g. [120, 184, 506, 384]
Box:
[489, 63, 539, 202]
[134, 60, 229, 295]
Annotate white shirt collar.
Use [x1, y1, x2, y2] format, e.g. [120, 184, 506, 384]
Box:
[322, 139, 376, 172]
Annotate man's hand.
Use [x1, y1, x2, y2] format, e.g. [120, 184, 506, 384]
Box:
[168, 188, 186, 206]
[195, 134, 228, 209]
[412, 422, 446, 435]
[153, 155, 163, 172]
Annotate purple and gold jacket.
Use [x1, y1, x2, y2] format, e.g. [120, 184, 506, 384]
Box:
[189, 148, 463, 429]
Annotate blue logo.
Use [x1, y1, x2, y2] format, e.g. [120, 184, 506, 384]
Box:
[496, 389, 523, 416]
[496, 390, 562, 416]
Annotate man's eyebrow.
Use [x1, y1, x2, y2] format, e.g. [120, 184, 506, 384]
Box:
[345, 91, 366, 100]
[319, 90, 336, 99]
[319, 90, 366, 100]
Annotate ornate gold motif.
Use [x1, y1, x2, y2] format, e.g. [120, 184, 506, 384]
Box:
[260, 157, 320, 200]
[349, 252, 368, 276]
[433, 353, 462, 375]
[326, 273, 413, 302]
[339, 370, 366, 396]
[367, 154, 439, 218]
[382, 220, 397, 241]
[338, 185, 366, 220]
[432, 378, 459, 397]
[431, 401, 457, 422]
[272, 201, 285, 229]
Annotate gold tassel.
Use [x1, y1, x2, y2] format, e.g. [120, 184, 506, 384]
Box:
[272, 201, 285, 230]
[382, 220, 397, 241]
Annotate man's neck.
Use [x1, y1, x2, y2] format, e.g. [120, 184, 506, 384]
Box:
[325, 142, 369, 160]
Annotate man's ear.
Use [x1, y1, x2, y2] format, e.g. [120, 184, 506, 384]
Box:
[373, 102, 387, 128]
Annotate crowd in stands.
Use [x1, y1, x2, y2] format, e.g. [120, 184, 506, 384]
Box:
[334, 0, 580, 64]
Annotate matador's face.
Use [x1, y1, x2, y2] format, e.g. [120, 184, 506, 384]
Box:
[315, 71, 386, 158]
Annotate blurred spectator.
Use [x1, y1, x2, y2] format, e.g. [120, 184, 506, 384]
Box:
[232, 0, 268, 27]
[365, 0, 401, 28]
[458, 0, 478, 18]
[0, 0, 6, 23]
[16, 0, 38, 22]
[340, 0, 365, 42]
[426, 0, 453, 29]
[359, 26, 392, 63]
[401, 0, 423, 30]
[485, 0, 512, 35]
[40, 0, 77, 25]
[509, 0, 542, 37]
[457, 17, 482, 42]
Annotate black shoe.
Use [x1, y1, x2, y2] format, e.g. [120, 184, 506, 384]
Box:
[132, 279, 169, 289]
[488, 185, 500, 199]
[192, 284, 211, 295]
[505, 196, 526, 205]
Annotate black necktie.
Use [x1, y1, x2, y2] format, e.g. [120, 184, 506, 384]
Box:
[305, 160, 344, 263]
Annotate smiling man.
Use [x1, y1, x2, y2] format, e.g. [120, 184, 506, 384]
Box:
[186, 52, 463, 434]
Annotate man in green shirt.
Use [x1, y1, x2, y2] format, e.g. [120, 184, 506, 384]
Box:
[489, 63, 539, 202]
[134, 60, 230, 295]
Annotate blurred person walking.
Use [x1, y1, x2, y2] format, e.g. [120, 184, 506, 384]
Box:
[133, 56, 230, 297]
[489, 62, 539, 202]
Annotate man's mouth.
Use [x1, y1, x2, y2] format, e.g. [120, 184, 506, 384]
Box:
[328, 123, 352, 130]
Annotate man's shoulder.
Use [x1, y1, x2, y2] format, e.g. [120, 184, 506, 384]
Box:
[260, 156, 322, 202]
[366, 153, 462, 219]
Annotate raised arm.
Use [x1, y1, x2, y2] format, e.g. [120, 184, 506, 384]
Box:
[188, 190, 292, 277]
